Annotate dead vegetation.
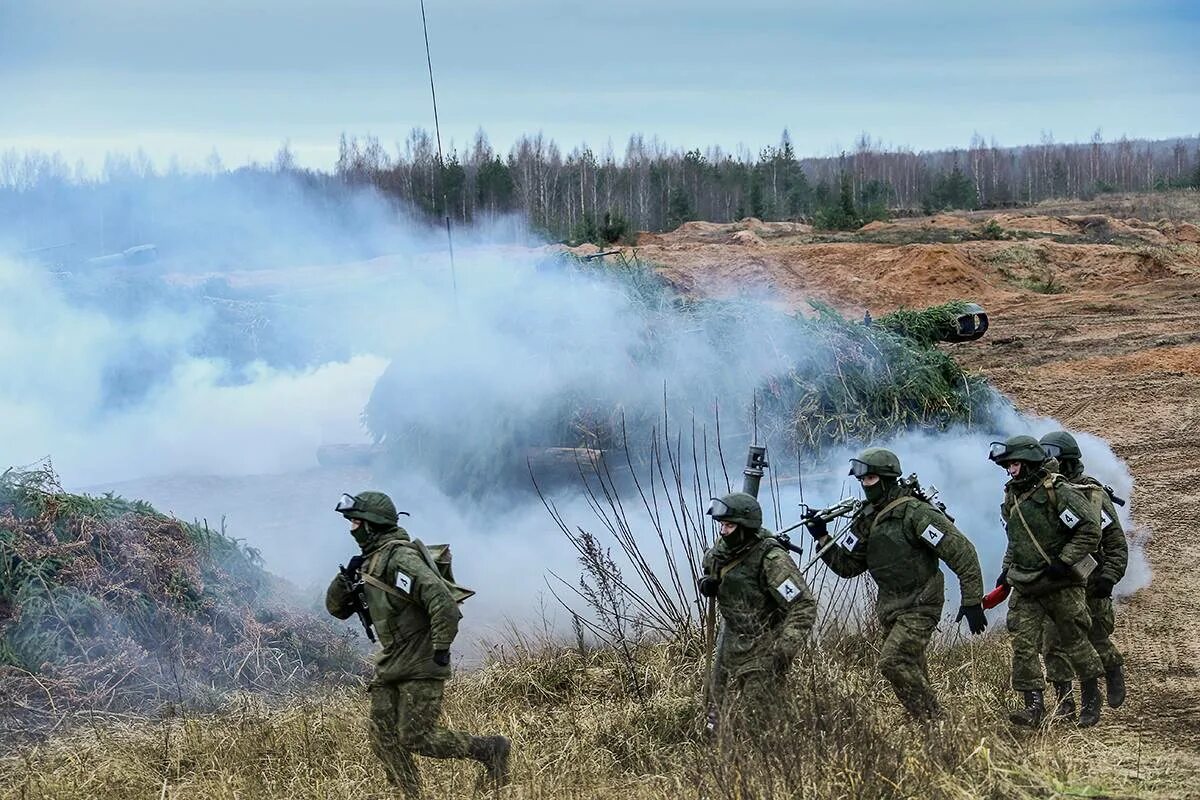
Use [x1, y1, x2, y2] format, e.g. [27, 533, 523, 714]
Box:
[2, 632, 1190, 799]
[0, 464, 365, 743]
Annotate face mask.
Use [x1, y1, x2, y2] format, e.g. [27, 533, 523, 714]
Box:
[863, 479, 889, 504]
[1059, 458, 1084, 480]
[351, 521, 373, 548]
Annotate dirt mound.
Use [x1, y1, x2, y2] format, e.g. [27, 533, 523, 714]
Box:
[987, 213, 1079, 235]
[1174, 223, 1200, 243]
[1037, 242, 1180, 285]
[865, 244, 1007, 305]
[726, 229, 765, 247]
[1066, 214, 1172, 244]
[662, 220, 730, 242]
[641, 241, 1012, 313]
[657, 219, 813, 246]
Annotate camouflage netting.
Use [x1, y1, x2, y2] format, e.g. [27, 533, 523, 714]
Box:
[0, 465, 365, 740]
[364, 255, 998, 494]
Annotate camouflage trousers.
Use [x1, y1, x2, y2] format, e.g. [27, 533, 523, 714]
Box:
[711, 666, 787, 738]
[878, 608, 941, 719]
[1008, 586, 1103, 691]
[1044, 596, 1124, 683]
[368, 679, 474, 798]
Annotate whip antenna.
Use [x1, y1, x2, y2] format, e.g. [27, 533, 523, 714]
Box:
[419, 0, 459, 304]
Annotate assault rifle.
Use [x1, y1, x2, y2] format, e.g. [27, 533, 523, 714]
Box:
[897, 473, 953, 521]
[1103, 485, 1127, 507]
[339, 560, 376, 643]
[772, 497, 862, 572]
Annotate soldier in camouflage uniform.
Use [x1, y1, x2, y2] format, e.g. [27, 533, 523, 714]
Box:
[699, 492, 817, 726]
[989, 436, 1106, 728]
[807, 448, 986, 720]
[1040, 431, 1128, 719]
[325, 492, 510, 798]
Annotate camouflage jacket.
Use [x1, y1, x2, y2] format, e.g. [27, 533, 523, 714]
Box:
[326, 526, 461, 683]
[822, 486, 985, 625]
[1000, 470, 1102, 588]
[1060, 464, 1129, 588]
[702, 528, 816, 684]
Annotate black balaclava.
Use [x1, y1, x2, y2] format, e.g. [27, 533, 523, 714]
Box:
[864, 476, 900, 506]
[1059, 458, 1085, 482]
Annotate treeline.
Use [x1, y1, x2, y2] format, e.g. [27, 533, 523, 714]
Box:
[2, 130, 1199, 254]
[335, 129, 1200, 238]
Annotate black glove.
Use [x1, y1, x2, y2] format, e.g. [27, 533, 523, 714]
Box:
[698, 576, 721, 598]
[1091, 577, 1115, 598]
[804, 515, 828, 540]
[956, 604, 988, 635]
[433, 649, 451, 667]
[995, 569, 1009, 588]
[1044, 560, 1073, 581]
[346, 555, 365, 574]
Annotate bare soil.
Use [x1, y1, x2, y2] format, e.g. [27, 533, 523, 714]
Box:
[629, 201, 1200, 779]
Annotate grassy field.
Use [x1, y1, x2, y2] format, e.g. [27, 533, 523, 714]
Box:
[1, 628, 1186, 800]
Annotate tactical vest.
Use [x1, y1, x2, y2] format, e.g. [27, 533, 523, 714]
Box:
[856, 495, 939, 594]
[713, 536, 787, 638]
[1002, 474, 1074, 573]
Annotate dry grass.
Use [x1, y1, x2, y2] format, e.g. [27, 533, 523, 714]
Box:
[1033, 190, 1200, 227]
[1, 628, 1191, 800]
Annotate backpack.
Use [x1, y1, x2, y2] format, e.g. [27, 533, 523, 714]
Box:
[414, 540, 476, 604]
[368, 538, 476, 605]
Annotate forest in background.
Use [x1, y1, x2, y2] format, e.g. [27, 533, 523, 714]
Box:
[2, 129, 1199, 256]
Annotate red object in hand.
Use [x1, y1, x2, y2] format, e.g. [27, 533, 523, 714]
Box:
[982, 584, 1012, 610]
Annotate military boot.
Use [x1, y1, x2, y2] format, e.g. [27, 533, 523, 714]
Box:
[1009, 690, 1045, 727]
[1052, 681, 1077, 723]
[469, 735, 512, 789]
[1106, 665, 1126, 708]
[1078, 678, 1102, 728]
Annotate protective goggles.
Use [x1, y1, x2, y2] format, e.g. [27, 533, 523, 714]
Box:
[1041, 443, 1062, 459]
[847, 459, 873, 478]
[335, 493, 358, 513]
[707, 498, 732, 519]
[988, 442, 1010, 461]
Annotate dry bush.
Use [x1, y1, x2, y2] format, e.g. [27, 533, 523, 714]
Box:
[0, 464, 366, 742]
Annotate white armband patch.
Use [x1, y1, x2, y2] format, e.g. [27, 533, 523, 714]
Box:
[776, 578, 802, 603]
[1059, 507, 1081, 529]
[1101, 509, 1113, 528]
[394, 571, 413, 593]
[840, 532, 860, 551]
[920, 524, 945, 547]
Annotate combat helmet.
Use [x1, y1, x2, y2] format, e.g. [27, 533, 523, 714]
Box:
[335, 491, 406, 526]
[988, 435, 1047, 466]
[707, 492, 763, 530]
[848, 448, 902, 479]
[1039, 430, 1081, 461]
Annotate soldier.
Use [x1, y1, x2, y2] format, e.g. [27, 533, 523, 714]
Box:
[698, 491, 817, 728]
[988, 436, 1106, 728]
[806, 448, 986, 720]
[325, 491, 510, 798]
[1040, 430, 1128, 719]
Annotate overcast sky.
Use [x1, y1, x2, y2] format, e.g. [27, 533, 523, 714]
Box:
[0, 0, 1196, 171]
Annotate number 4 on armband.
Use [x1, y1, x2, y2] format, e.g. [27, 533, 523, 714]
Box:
[776, 579, 801, 602]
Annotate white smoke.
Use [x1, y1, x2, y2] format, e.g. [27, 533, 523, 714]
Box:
[0, 175, 1147, 645]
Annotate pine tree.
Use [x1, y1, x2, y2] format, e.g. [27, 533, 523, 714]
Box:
[666, 186, 696, 229]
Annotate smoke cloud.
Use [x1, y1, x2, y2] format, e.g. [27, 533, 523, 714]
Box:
[0, 171, 1147, 643]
